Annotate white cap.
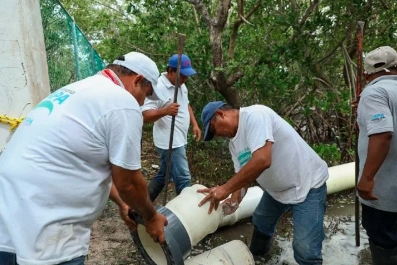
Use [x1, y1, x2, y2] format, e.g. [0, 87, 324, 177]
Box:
[113, 52, 164, 101]
[364, 46, 397, 75]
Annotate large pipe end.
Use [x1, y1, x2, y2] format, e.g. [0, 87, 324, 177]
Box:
[129, 206, 191, 265]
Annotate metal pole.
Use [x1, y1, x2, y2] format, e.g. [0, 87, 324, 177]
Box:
[163, 34, 186, 206]
[71, 21, 82, 80]
[354, 20, 365, 247]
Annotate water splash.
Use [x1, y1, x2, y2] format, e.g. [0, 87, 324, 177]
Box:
[266, 216, 370, 265]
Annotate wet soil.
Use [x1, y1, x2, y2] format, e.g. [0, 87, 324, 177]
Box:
[86, 188, 372, 265]
[86, 134, 372, 264]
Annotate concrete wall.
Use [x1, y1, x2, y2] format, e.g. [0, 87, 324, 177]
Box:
[0, 0, 50, 151]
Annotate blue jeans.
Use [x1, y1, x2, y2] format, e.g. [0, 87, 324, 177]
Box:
[0, 252, 85, 265]
[252, 184, 327, 265]
[362, 203, 397, 249]
[153, 145, 191, 194]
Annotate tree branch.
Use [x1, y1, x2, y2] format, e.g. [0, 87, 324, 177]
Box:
[228, 0, 262, 60]
[314, 23, 355, 65]
[282, 92, 307, 117]
[299, 0, 319, 27]
[186, 0, 213, 27]
[226, 71, 244, 87]
[239, 14, 254, 26]
[291, 0, 319, 40]
[192, 5, 202, 34]
[214, 0, 231, 28]
[245, 0, 262, 20]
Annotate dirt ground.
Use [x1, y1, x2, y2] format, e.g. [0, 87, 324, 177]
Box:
[86, 201, 142, 265]
[86, 191, 372, 265]
[85, 136, 371, 265]
[86, 137, 178, 265]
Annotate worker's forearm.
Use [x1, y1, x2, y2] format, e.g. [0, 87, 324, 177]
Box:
[117, 178, 156, 221]
[109, 182, 126, 207]
[143, 109, 168, 124]
[361, 132, 392, 181]
[223, 157, 268, 195]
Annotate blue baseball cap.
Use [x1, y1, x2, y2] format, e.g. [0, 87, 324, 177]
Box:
[201, 101, 227, 141]
[168, 54, 196, 77]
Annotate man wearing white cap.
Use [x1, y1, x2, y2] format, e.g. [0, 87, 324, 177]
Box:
[0, 52, 168, 265]
[357, 46, 397, 264]
[142, 54, 201, 202]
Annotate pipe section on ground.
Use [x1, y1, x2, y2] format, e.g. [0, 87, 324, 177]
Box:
[184, 240, 254, 265]
[130, 184, 256, 264]
[131, 163, 356, 264]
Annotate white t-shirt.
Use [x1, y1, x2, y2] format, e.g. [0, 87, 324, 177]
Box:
[141, 73, 190, 149]
[229, 105, 328, 204]
[0, 72, 143, 265]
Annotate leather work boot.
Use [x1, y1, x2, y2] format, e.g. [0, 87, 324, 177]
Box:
[249, 227, 274, 256]
[369, 241, 397, 265]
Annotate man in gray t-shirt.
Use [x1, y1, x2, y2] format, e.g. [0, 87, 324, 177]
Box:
[357, 45, 397, 264]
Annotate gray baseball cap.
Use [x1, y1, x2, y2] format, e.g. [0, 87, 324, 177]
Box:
[364, 46, 397, 75]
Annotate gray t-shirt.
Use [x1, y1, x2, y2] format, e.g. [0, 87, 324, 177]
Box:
[357, 75, 397, 212]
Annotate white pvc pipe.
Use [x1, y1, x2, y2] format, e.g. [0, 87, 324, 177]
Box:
[165, 161, 356, 244]
[219, 186, 263, 227]
[326, 162, 355, 194]
[216, 160, 356, 228]
[137, 224, 167, 265]
[134, 185, 260, 265]
[0, 0, 50, 151]
[135, 163, 356, 264]
[165, 184, 222, 246]
[219, 162, 356, 227]
[184, 240, 254, 265]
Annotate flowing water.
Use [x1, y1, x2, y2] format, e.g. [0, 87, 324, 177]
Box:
[189, 189, 373, 265]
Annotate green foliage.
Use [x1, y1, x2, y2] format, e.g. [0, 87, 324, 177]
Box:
[187, 139, 235, 185]
[40, 0, 105, 91]
[313, 143, 342, 166]
[54, 0, 397, 167]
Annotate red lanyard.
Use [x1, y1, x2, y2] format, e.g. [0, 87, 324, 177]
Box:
[101, 69, 121, 86]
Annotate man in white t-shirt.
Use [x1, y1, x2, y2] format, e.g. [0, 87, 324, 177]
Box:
[0, 52, 168, 265]
[142, 54, 201, 202]
[197, 102, 329, 265]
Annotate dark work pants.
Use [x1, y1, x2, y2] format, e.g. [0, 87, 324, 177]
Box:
[362, 203, 397, 249]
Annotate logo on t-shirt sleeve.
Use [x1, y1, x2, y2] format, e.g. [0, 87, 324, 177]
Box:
[370, 113, 386, 122]
[237, 147, 252, 167]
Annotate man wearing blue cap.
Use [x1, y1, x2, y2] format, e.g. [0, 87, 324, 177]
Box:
[197, 102, 328, 265]
[142, 54, 201, 202]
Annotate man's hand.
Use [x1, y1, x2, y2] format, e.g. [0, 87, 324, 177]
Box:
[166, 103, 180, 116]
[197, 185, 230, 214]
[221, 188, 245, 216]
[221, 198, 239, 216]
[119, 204, 137, 231]
[192, 125, 201, 141]
[145, 212, 168, 245]
[357, 177, 379, 200]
